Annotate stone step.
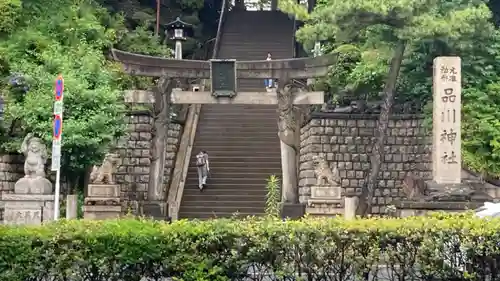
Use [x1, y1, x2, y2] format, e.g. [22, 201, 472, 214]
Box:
[189, 145, 279, 152]
[182, 188, 268, 196]
[200, 107, 277, 112]
[178, 211, 264, 219]
[200, 109, 278, 114]
[181, 200, 265, 207]
[187, 171, 280, 178]
[189, 149, 280, 156]
[179, 205, 264, 213]
[182, 194, 266, 202]
[196, 121, 278, 128]
[219, 47, 292, 53]
[198, 115, 276, 121]
[188, 150, 281, 158]
[193, 143, 279, 149]
[201, 108, 278, 113]
[184, 180, 271, 187]
[188, 155, 279, 162]
[192, 135, 279, 141]
[186, 161, 281, 168]
[186, 177, 270, 185]
[219, 46, 292, 53]
[187, 167, 281, 174]
[196, 119, 277, 126]
[197, 128, 278, 134]
[201, 106, 278, 112]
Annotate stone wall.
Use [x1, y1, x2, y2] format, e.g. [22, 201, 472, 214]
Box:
[0, 111, 183, 217]
[0, 154, 24, 220]
[299, 113, 432, 214]
[115, 110, 182, 213]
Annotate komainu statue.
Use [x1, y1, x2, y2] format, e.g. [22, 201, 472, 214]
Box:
[14, 133, 52, 194]
[312, 155, 341, 186]
[90, 153, 121, 184]
[20, 133, 47, 178]
[402, 172, 428, 200]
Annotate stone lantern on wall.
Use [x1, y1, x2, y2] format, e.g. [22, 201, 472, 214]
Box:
[165, 17, 193, 60]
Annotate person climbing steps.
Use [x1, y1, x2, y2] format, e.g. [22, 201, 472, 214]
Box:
[195, 150, 209, 190]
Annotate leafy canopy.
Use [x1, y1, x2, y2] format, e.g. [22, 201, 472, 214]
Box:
[0, 0, 169, 180]
[294, 0, 500, 177]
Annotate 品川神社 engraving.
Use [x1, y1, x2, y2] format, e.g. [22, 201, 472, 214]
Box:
[440, 109, 457, 123]
[440, 65, 459, 82]
[441, 151, 458, 164]
[440, 129, 457, 144]
[442, 88, 456, 103]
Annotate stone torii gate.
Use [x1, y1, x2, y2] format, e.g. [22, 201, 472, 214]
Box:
[111, 49, 336, 217]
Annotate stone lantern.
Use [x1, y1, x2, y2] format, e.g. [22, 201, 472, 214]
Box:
[165, 17, 193, 60]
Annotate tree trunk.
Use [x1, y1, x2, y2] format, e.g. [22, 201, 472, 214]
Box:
[147, 77, 174, 202]
[271, 0, 278, 11]
[356, 40, 406, 216]
[307, 0, 315, 13]
[235, 0, 245, 10]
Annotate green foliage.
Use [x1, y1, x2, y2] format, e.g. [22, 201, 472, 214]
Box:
[265, 175, 281, 217]
[0, 0, 21, 33]
[3, 214, 500, 280]
[278, 0, 309, 21]
[1, 0, 126, 175]
[0, 0, 171, 183]
[296, 0, 500, 177]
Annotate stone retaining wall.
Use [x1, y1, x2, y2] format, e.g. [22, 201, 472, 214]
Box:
[115, 110, 182, 213]
[299, 113, 432, 214]
[1, 111, 429, 217]
[0, 111, 183, 217]
[0, 154, 24, 221]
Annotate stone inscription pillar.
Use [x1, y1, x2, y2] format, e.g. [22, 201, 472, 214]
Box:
[432, 57, 461, 184]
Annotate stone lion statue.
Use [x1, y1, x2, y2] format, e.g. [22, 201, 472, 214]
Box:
[20, 133, 47, 178]
[90, 153, 121, 184]
[312, 155, 341, 186]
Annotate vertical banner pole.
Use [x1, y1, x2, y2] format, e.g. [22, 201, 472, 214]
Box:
[54, 169, 61, 220]
[52, 75, 64, 220]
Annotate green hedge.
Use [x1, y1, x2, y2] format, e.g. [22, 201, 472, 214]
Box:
[1, 213, 500, 281]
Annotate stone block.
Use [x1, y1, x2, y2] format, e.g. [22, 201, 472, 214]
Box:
[83, 205, 121, 220]
[88, 184, 120, 198]
[310, 185, 341, 200]
[3, 194, 55, 224]
[3, 208, 42, 225]
[281, 203, 305, 219]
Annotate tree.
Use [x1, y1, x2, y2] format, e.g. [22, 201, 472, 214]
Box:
[296, 0, 493, 215]
[0, 0, 170, 192]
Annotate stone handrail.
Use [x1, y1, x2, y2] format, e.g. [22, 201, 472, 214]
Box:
[166, 0, 228, 220]
[167, 104, 200, 220]
[213, 0, 227, 60]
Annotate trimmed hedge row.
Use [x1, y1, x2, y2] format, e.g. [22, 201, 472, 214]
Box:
[1, 213, 500, 281]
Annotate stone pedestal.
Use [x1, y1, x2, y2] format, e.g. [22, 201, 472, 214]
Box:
[2, 194, 55, 225]
[83, 184, 121, 220]
[395, 182, 492, 217]
[306, 185, 342, 216]
[83, 205, 121, 220]
[281, 203, 305, 219]
[14, 177, 52, 194]
[142, 201, 169, 221]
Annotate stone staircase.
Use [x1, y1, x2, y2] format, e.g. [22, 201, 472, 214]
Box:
[178, 11, 295, 219]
